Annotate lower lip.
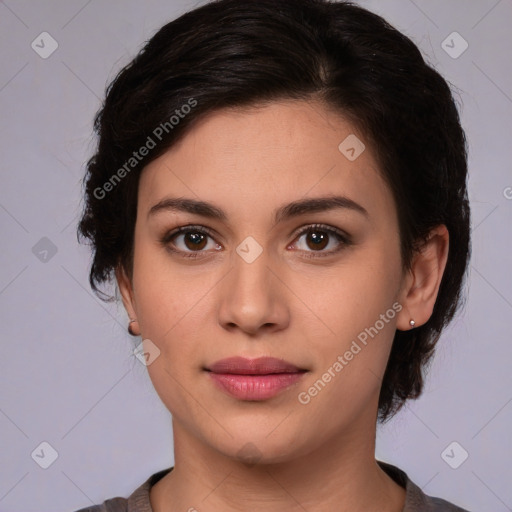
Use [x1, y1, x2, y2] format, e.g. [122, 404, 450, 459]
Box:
[207, 372, 305, 401]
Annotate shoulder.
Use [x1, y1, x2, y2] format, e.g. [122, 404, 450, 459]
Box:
[72, 497, 127, 512]
[377, 460, 472, 512]
[406, 478, 472, 511]
[71, 467, 174, 512]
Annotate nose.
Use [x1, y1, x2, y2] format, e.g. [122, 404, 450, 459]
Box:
[217, 245, 290, 336]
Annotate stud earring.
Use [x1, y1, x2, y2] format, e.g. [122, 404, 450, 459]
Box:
[409, 319, 415, 328]
[128, 319, 138, 336]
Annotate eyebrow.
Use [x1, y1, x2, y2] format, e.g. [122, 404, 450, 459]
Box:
[147, 195, 369, 224]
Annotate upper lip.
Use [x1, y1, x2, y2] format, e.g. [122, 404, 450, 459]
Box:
[206, 357, 306, 375]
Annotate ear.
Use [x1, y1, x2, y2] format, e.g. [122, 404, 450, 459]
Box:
[115, 265, 140, 335]
[396, 225, 449, 331]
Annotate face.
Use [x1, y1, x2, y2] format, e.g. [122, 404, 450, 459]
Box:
[119, 99, 411, 463]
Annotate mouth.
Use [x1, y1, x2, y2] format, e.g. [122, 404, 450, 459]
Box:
[206, 356, 307, 375]
[204, 356, 308, 401]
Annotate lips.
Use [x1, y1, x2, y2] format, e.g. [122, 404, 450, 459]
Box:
[205, 357, 307, 401]
[206, 356, 306, 375]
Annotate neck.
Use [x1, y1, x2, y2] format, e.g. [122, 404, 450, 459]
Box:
[150, 416, 406, 512]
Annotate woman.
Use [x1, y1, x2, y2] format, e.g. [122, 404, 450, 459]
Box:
[75, 0, 471, 510]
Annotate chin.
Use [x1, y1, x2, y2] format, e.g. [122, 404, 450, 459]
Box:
[206, 427, 312, 467]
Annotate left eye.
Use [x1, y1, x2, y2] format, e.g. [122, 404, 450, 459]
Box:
[291, 225, 349, 255]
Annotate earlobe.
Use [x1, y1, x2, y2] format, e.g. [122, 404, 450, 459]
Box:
[396, 225, 449, 331]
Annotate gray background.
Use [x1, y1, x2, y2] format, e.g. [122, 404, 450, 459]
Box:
[0, 0, 511, 511]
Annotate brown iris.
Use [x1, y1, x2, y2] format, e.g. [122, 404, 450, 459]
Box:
[184, 232, 208, 251]
[305, 230, 329, 251]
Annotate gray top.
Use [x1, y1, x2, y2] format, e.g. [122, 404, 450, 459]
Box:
[73, 461, 471, 512]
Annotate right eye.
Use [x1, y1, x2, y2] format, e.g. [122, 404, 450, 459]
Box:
[160, 225, 223, 259]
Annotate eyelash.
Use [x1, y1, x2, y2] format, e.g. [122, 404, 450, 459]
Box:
[160, 223, 352, 260]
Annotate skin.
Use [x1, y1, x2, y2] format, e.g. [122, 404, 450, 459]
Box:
[116, 99, 449, 512]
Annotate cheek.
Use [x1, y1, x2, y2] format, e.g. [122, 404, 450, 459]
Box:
[130, 235, 217, 370]
[292, 237, 402, 412]
[293, 266, 401, 428]
[131, 250, 206, 420]
[131, 232, 195, 336]
[294, 238, 402, 343]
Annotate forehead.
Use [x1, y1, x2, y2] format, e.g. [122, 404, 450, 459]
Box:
[138, 99, 395, 224]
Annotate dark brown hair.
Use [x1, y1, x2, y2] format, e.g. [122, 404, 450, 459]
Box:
[77, 0, 471, 422]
